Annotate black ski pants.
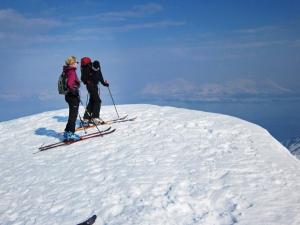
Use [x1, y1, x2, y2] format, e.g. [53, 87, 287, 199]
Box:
[84, 84, 101, 119]
[65, 93, 79, 133]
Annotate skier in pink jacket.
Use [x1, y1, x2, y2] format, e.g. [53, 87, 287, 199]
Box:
[63, 56, 81, 141]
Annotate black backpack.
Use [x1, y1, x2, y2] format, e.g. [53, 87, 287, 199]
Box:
[81, 63, 92, 85]
[57, 71, 68, 95]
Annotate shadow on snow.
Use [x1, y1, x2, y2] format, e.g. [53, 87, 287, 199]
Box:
[53, 116, 68, 123]
[35, 128, 63, 140]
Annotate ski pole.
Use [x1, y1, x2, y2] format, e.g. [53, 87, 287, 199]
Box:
[107, 86, 120, 119]
[79, 99, 102, 134]
[86, 93, 89, 108]
[78, 114, 87, 134]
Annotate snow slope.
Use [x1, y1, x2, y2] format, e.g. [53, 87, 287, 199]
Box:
[0, 104, 299, 225]
[283, 137, 300, 160]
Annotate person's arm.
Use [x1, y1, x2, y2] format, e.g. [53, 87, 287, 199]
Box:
[98, 68, 109, 87]
[67, 70, 80, 95]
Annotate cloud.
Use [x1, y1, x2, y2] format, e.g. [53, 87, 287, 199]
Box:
[0, 9, 61, 31]
[0, 8, 66, 47]
[78, 20, 185, 34]
[236, 25, 278, 34]
[74, 3, 163, 21]
[0, 92, 32, 102]
[173, 24, 298, 54]
[0, 32, 98, 48]
[104, 3, 163, 19]
[219, 40, 290, 49]
[191, 39, 292, 51]
[38, 90, 60, 101]
[0, 6, 183, 46]
[0, 9, 108, 47]
[293, 39, 300, 47]
[142, 78, 296, 102]
[0, 90, 61, 102]
[72, 3, 185, 37]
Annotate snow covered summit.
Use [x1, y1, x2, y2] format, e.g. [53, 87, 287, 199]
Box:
[0, 104, 299, 225]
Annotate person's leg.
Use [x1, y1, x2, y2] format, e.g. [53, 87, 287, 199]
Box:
[90, 86, 101, 119]
[83, 84, 93, 120]
[65, 95, 79, 133]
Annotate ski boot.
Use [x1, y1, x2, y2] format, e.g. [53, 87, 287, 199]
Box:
[92, 118, 105, 125]
[63, 131, 80, 142]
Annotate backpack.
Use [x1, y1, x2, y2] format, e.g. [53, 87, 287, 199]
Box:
[57, 71, 68, 95]
[80, 63, 92, 85]
[80, 57, 92, 85]
[81, 57, 91, 66]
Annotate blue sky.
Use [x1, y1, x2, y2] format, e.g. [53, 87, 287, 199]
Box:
[0, 0, 300, 122]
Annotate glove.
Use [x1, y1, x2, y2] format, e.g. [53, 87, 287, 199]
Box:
[104, 80, 109, 87]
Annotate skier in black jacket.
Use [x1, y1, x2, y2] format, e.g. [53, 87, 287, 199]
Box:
[82, 60, 109, 124]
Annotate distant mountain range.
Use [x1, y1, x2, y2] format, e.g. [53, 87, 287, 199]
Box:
[283, 137, 300, 160]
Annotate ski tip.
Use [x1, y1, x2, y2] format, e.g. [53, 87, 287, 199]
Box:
[77, 214, 97, 225]
[90, 214, 97, 221]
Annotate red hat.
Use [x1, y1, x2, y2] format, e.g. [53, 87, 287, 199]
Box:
[81, 57, 92, 66]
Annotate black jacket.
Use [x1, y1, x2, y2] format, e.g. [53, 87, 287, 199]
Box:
[81, 60, 108, 87]
[91, 66, 107, 86]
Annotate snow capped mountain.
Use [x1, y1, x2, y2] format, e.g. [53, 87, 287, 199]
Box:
[283, 137, 300, 159]
[0, 104, 299, 225]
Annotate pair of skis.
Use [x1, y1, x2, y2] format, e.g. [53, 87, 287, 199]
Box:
[36, 127, 115, 153]
[36, 115, 136, 153]
[76, 115, 136, 131]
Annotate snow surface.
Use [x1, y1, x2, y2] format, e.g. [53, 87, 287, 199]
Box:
[283, 137, 300, 160]
[0, 104, 300, 225]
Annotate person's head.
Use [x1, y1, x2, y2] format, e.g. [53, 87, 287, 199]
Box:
[92, 60, 100, 71]
[65, 56, 77, 67]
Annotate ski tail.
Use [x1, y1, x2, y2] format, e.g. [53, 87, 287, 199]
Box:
[77, 215, 97, 225]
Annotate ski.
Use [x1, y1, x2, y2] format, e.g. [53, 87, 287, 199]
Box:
[103, 116, 137, 125]
[36, 127, 115, 153]
[76, 115, 128, 131]
[76, 115, 136, 131]
[77, 215, 97, 225]
[105, 114, 128, 123]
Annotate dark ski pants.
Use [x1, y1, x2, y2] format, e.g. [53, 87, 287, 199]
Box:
[84, 84, 101, 119]
[65, 94, 79, 133]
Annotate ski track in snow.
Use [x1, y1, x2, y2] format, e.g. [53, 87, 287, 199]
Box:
[0, 104, 299, 225]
